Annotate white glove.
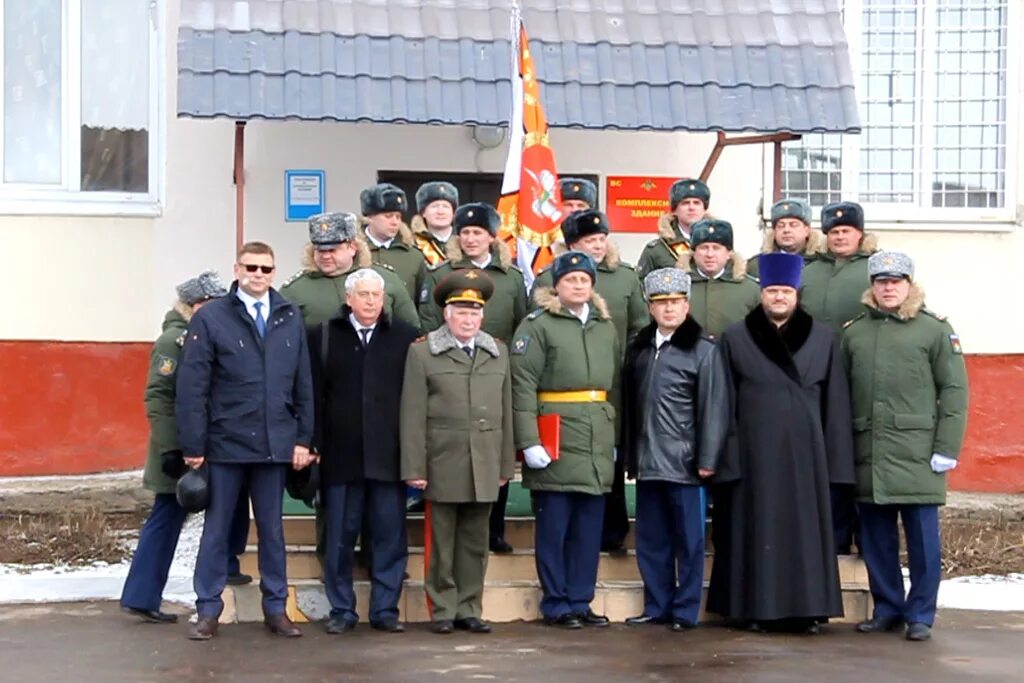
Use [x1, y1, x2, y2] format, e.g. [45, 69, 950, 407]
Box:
[930, 453, 958, 473]
[523, 445, 552, 470]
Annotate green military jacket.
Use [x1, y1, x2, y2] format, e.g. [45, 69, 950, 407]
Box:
[841, 286, 969, 505]
[280, 244, 420, 329]
[637, 213, 692, 277]
[800, 233, 880, 331]
[418, 241, 527, 343]
[679, 252, 761, 339]
[400, 326, 515, 503]
[361, 222, 428, 304]
[746, 227, 826, 278]
[530, 241, 649, 352]
[142, 308, 189, 494]
[510, 290, 621, 495]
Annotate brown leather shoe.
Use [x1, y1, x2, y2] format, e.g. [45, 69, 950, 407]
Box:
[264, 613, 302, 637]
[188, 616, 218, 641]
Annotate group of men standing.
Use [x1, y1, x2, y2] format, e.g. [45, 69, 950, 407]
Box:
[122, 174, 968, 645]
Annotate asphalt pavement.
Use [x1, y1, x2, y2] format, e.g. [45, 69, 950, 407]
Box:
[0, 603, 1021, 682]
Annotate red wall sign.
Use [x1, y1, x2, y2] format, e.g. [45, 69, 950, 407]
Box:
[605, 176, 676, 233]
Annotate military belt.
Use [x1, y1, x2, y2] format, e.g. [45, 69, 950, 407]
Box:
[538, 390, 608, 403]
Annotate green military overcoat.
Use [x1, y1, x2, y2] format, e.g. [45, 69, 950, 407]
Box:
[142, 307, 189, 494]
[510, 289, 621, 496]
[400, 326, 515, 503]
[360, 220, 428, 304]
[677, 251, 761, 339]
[418, 239, 527, 343]
[800, 233, 880, 330]
[841, 286, 969, 505]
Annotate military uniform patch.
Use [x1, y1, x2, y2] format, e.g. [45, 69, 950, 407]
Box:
[949, 334, 963, 355]
[419, 286, 431, 304]
[511, 335, 530, 354]
[175, 332, 186, 347]
[157, 355, 177, 376]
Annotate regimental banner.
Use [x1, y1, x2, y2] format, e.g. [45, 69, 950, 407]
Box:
[605, 176, 675, 233]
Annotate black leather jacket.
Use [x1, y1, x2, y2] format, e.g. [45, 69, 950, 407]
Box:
[622, 317, 729, 484]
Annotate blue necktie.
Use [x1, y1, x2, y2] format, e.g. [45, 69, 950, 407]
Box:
[254, 301, 267, 339]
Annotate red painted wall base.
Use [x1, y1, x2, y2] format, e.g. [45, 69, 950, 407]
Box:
[1, 342, 1022, 493]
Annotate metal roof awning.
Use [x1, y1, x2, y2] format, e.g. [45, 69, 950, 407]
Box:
[177, 0, 860, 133]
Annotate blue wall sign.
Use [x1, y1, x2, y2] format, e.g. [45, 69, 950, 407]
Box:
[285, 170, 325, 221]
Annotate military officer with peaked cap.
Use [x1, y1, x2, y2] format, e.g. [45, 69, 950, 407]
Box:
[841, 251, 968, 642]
[121, 271, 252, 622]
[747, 198, 825, 278]
[412, 181, 459, 268]
[401, 269, 515, 635]
[676, 218, 760, 339]
[360, 182, 428, 304]
[418, 202, 527, 554]
[282, 211, 420, 330]
[560, 177, 598, 213]
[511, 251, 621, 629]
[637, 178, 711, 277]
[530, 208, 648, 554]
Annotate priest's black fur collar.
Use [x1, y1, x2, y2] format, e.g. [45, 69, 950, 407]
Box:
[744, 304, 813, 382]
[632, 315, 704, 353]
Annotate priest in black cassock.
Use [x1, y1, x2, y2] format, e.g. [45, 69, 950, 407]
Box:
[707, 252, 854, 634]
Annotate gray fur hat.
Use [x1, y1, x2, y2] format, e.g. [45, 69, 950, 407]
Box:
[415, 181, 459, 213]
[176, 270, 227, 305]
[868, 251, 914, 281]
[308, 211, 358, 249]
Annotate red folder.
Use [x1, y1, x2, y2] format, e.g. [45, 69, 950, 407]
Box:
[516, 414, 561, 462]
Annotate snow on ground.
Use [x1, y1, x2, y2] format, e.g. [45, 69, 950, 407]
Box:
[1, 522, 1022, 613]
[0, 513, 203, 606]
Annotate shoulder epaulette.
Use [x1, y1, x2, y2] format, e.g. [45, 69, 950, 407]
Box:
[374, 262, 396, 272]
[843, 312, 867, 329]
[427, 261, 450, 273]
[646, 239, 660, 248]
[508, 263, 523, 274]
[744, 274, 760, 284]
[922, 308, 947, 322]
[527, 309, 546, 321]
[281, 269, 307, 288]
[175, 331, 187, 347]
[413, 334, 428, 343]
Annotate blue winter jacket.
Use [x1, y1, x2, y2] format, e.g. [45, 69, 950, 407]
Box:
[175, 283, 314, 464]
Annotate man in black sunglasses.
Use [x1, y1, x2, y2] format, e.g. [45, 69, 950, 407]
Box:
[176, 241, 316, 641]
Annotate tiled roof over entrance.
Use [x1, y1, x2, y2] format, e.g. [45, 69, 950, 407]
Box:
[177, 0, 860, 133]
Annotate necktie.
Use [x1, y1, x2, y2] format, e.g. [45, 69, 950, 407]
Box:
[462, 345, 474, 358]
[360, 328, 371, 348]
[254, 301, 267, 339]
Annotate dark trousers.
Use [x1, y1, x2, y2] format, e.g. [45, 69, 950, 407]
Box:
[121, 489, 249, 612]
[533, 491, 604, 619]
[858, 503, 941, 627]
[195, 463, 287, 619]
[831, 484, 856, 554]
[601, 456, 630, 548]
[488, 482, 510, 544]
[323, 480, 408, 624]
[635, 481, 705, 625]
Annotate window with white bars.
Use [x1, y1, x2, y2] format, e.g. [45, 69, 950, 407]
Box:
[775, 0, 1013, 222]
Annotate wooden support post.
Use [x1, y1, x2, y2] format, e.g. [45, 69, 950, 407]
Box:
[233, 121, 247, 253]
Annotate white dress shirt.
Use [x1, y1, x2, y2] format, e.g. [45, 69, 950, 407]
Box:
[698, 268, 726, 280]
[470, 254, 492, 269]
[236, 289, 271, 322]
[569, 302, 590, 324]
[350, 313, 377, 345]
[655, 329, 673, 349]
[365, 231, 394, 249]
[431, 227, 454, 243]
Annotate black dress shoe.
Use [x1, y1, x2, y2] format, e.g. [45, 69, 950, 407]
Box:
[226, 572, 253, 586]
[906, 622, 932, 642]
[370, 619, 405, 633]
[575, 610, 610, 627]
[122, 606, 178, 624]
[670, 620, 697, 632]
[543, 614, 583, 629]
[601, 541, 628, 556]
[454, 617, 492, 633]
[325, 617, 356, 634]
[431, 620, 454, 634]
[189, 616, 218, 641]
[856, 615, 905, 633]
[625, 614, 667, 626]
[489, 538, 514, 554]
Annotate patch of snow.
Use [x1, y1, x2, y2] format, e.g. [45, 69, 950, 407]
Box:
[0, 513, 203, 606]
[937, 573, 1024, 612]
